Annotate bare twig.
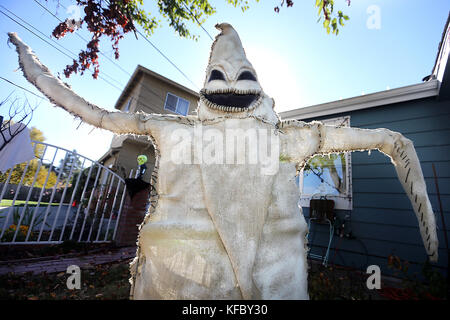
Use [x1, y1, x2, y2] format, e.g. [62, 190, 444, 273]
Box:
[0, 94, 36, 152]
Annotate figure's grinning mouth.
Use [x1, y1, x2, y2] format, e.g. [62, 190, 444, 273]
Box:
[200, 88, 262, 112]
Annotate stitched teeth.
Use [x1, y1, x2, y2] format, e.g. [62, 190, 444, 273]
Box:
[203, 88, 260, 95]
[200, 88, 262, 112]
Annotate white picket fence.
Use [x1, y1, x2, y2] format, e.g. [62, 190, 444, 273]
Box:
[0, 140, 132, 244]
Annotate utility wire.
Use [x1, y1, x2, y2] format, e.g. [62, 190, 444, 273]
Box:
[103, 0, 199, 90]
[2, 9, 73, 63]
[0, 7, 124, 92]
[0, 77, 46, 100]
[33, 0, 132, 77]
[33, 0, 170, 106]
[180, 1, 214, 41]
[1, 6, 162, 112]
[135, 28, 199, 90]
[1, 5, 124, 89]
[3, 2, 193, 117]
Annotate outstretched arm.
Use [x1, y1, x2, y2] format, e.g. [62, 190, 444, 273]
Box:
[280, 120, 438, 262]
[321, 124, 438, 262]
[7, 32, 188, 138]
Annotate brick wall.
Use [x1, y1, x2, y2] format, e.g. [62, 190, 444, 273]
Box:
[115, 187, 150, 246]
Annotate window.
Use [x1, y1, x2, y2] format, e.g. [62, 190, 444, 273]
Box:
[164, 92, 190, 116]
[298, 116, 352, 210]
[123, 98, 132, 112]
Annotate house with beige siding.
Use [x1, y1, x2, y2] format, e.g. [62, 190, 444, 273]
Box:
[99, 65, 199, 182]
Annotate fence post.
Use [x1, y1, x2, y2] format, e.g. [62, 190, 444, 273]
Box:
[115, 187, 150, 247]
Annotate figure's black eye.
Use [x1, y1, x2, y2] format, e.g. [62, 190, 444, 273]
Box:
[237, 71, 257, 81]
[208, 69, 226, 81]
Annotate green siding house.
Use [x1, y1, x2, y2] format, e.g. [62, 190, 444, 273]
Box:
[280, 16, 450, 278]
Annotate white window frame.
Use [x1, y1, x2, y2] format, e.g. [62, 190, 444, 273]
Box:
[299, 116, 352, 210]
[164, 92, 190, 116]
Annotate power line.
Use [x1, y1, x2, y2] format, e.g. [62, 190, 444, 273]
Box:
[1, 6, 164, 114]
[2, 4, 74, 60]
[3, 3, 193, 117]
[102, 0, 199, 90]
[135, 28, 200, 90]
[2, 9, 73, 62]
[33, 0, 132, 77]
[32, 0, 169, 106]
[1, 3, 125, 89]
[0, 5, 148, 107]
[0, 76, 46, 100]
[0, 7, 124, 91]
[35, 0, 192, 105]
[180, 2, 214, 41]
[1, 6, 157, 111]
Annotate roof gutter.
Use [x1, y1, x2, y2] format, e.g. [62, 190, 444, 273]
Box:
[280, 80, 439, 120]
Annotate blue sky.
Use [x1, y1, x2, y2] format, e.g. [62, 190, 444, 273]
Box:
[0, 0, 449, 162]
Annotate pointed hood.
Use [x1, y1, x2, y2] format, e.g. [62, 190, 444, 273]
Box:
[205, 23, 253, 82]
[197, 23, 280, 125]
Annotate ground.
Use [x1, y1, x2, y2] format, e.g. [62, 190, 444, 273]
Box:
[0, 260, 131, 300]
[0, 243, 133, 300]
[0, 244, 447, 300]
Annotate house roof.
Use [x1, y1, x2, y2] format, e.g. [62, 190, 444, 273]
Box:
[429, 12, 450, 100]
[425, 12, 450, 82]
[280, 14, 450, 121]
[114, 65, 199, 110]
[279, 80, 439, 120]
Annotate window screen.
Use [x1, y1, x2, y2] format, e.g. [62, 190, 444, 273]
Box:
[164, 92, 190, 116]
[176, 98, 189, 116]
[164, 93, 178, 113]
